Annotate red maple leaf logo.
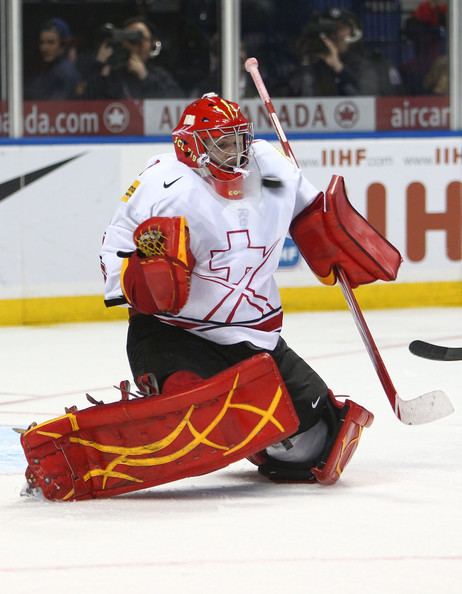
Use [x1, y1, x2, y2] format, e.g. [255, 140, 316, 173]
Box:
[334, 101, 358, 128]
[338, 105, 356, 122]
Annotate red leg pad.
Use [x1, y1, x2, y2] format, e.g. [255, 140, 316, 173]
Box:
[20, 354, 299, 501]
[311, 395, 374, 485]
[161, 371, 203, 395]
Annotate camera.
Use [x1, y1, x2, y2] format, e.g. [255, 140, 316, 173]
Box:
[99, 23, 144, 68]
[301, 10, 362, 58]
[302, 17, 340, 56]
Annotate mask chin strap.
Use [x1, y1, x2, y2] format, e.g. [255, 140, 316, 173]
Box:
[195, 151, 247, 199]
[197, 153, 210, 167]
[197, 152, 249, 179]
[233, 166, 250, 177]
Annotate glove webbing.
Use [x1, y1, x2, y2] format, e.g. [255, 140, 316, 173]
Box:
[136, 226, 166, 258]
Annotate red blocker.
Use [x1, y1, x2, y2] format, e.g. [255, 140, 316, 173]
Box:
[290, 175, 402, 288]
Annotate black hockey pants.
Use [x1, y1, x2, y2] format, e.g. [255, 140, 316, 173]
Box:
[126, 313, 329, 434]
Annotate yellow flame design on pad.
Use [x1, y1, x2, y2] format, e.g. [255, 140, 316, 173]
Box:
[36, 431, 63, 439]
[335, 426, 363, 478]
[24, 412, 79, 436]
[67, 372, 286, 490]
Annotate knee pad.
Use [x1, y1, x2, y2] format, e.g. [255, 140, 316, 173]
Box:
[266, 418, 328, 464]
[161, 370, 203, 394]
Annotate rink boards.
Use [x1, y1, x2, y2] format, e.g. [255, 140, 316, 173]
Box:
[0, 136, 460, 324]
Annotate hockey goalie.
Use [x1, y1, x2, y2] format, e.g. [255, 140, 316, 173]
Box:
[21, 94, 402, 501]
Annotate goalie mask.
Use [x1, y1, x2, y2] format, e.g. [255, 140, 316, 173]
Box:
[172, 93, 254, 199]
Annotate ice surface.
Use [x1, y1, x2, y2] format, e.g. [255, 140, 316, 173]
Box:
[1, 308, 461, 594]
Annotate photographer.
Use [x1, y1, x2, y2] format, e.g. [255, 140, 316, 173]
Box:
[85, 17, 183, 100]
[288, 8, 402, 97]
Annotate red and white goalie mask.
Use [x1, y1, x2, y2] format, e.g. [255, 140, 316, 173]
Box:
[172, 93, 254, 199]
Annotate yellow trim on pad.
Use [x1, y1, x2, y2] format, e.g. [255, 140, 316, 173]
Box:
[0, 281, 460, 326]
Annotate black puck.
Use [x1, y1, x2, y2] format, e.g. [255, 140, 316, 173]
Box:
[262, 176, 283, 188]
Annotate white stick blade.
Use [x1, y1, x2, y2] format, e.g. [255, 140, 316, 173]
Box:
[397, 390, 454, 425]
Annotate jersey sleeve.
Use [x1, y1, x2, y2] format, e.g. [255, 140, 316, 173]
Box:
[252, 140, 320, 220]
[292, 169, 320, 219]
[100, 158, 192, 307]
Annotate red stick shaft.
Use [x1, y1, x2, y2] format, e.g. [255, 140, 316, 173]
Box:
[245, 57, 299, 167]
[245, 56, 401, 416]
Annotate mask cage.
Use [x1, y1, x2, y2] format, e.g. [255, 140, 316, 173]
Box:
[192, 123, 254, 177]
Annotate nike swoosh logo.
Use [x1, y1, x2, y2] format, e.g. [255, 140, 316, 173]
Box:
[0, 154, 84, 203]
[311, 396, 321, 409]
[163, 176, 182, 189]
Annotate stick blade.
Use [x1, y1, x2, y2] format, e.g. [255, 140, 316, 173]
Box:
[409, 340, 462, 361]
[396, 390, 454, 425]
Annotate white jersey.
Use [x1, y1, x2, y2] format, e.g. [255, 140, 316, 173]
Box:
[100, 140, 319, 350]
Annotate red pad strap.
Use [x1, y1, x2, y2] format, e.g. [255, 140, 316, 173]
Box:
[21, 353, 299, 501]
[290, 175, 402, 288]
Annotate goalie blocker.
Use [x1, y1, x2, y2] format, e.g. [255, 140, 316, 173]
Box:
[290, 175, 402, 288]
[20, 354, 373, 501]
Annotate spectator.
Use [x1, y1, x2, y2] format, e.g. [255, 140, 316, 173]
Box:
[192, 33, 258, 99]
[288, 8, 403, 97]
[85, 17, 184, 100]
[414, 0, 447, 28]
[24, 18, 80, 100]
[401, 1, 447, 95]
[423, 54, 449, 95]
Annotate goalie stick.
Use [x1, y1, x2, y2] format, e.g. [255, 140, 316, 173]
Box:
[244, 56, 454, 425]
[409, 340, 462, 361]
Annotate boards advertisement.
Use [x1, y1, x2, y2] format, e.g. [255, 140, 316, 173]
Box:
[0, 136, 460, 322]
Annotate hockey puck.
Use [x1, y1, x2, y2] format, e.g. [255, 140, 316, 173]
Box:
[262, 176, 283, 188]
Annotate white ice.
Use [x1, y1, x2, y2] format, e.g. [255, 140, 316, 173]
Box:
[0, 307, 461, 594]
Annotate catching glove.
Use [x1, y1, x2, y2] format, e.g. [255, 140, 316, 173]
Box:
[120, 216, 195, 315]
